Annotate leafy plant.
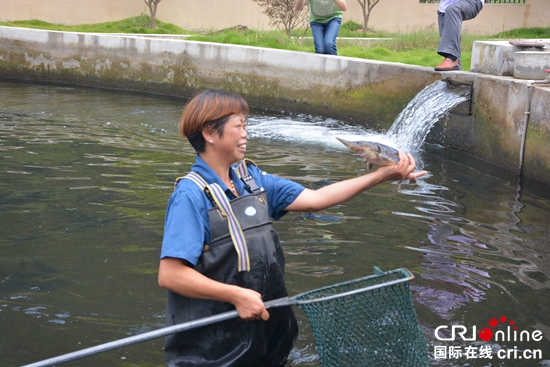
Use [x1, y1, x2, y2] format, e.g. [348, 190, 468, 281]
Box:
[0, 16, 188, 35]
[252, 0, 309, 37]
[341, 20, 363, 32]
[355, 0, 382, 34]
[130, 13, 152, 33]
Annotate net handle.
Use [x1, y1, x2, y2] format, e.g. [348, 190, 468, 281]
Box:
[266, 268, 415, 308]
[21, 268, 414, 367]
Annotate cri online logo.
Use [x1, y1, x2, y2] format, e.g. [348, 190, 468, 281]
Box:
[435, 315, 543, 342]
[479, 315, 514, 341]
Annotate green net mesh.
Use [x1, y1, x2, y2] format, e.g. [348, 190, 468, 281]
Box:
[293, 268, 429, 367]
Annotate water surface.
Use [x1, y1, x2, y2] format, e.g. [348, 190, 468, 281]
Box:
[1, 80, 549, 366]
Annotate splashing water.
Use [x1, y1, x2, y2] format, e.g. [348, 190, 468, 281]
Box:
[248, 80, 470, 154]
[386, 80, 471, 152]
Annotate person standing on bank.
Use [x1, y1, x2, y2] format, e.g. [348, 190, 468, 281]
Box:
[295, 0, 348, 55]
[158, 90, 426, 367]
[434, 0, 484, 71]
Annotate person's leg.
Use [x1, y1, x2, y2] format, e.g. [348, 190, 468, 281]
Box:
[435, 10, 459, 70]
[310, 22, 326, 54]
[323, 17, 342, 55]
[437, 0, 482, 69]
[436, 10, 459, 66]
[437, 10, 445, 37]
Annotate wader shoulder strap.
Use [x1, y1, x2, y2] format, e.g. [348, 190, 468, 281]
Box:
[179, 171, 251, 272]
[235, 158, 256, 178]
[204, 183, 250, 272]
[235, 158, 261, 193]
[177, 171, 208, 190]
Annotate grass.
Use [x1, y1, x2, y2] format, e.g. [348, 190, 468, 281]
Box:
[1, 15, 548, 71]
[0, 14, 191, 35]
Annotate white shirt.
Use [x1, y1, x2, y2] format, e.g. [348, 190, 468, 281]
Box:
[439, 0, 484, 13]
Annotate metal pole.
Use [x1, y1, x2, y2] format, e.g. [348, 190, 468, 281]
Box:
[21, 268, 414, 367]
[20, 309, 240, 367]
[518, 81, 532, 176]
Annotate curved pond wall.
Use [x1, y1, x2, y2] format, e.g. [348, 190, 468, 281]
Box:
[1, 26, 549, 185]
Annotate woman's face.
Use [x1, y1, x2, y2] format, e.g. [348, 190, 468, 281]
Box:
[213, 113, 248, 164]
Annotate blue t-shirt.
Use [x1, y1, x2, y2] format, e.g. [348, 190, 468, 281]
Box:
[160, 155, 305, 265]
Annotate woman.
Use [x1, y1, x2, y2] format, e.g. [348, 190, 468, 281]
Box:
[295, 0, 348, 55]
[158, 90, 425, 367]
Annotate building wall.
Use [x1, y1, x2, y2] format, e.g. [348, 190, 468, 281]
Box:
[1, 0, 548, 35]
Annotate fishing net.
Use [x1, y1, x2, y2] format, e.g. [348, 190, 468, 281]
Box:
[293, 268, 428, 367]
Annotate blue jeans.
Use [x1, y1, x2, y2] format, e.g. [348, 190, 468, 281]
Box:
[310, 17, 342, 55]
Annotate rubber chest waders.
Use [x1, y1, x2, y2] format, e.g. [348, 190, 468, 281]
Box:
[164, 160, 298, 367]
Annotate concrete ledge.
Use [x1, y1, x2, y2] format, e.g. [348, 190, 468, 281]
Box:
[471, 40, 523, 76]
[514, 51, 550, 79]
[1, 26, 550, 185]
[471, 39, 550, 77]
[0, 26, 438, 130]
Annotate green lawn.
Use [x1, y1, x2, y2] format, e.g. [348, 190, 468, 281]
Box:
[1, 16, 548, 72]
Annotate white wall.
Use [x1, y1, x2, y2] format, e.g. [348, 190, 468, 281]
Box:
[1, 0, 548, 35]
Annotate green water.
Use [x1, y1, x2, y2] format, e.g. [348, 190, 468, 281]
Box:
[1, 80, 549, 366]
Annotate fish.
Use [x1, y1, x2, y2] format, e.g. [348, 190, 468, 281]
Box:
[336, 137, 400, 171]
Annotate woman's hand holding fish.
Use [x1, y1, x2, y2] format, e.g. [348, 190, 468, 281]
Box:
[285, 150, 426, 212]
[377, 150, 427, 182]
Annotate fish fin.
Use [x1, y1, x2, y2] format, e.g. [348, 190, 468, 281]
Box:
[409, 178, 417, 185]
[366, 162, 373, 171]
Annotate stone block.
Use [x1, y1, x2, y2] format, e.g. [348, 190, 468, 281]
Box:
[514, 51, 550, 80]
[471, 39, 550, 77]
[470, 40, 521, 76]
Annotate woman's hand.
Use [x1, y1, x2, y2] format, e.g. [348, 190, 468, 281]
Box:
[284, 150, 427, 213]
[333, 0, 347, 11]
[231, 287, 270, 321]
[376, 150, 427, 182]
[158, 257, 269, 321]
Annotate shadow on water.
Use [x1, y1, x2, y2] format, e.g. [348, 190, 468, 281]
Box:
[1, 80, 549, 366]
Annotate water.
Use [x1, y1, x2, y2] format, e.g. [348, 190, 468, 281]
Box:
[1, 80, 549, 367]
[387, 80, 471, 152]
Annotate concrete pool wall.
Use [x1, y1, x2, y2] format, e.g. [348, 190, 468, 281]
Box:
[1, 26, 549, 185]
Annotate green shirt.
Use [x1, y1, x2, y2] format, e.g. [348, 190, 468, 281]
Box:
[308, 0, 344, 23]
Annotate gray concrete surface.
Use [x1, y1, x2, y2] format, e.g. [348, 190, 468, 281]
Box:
[515, 51, 550, 80]
[471, 39, 550, 78]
